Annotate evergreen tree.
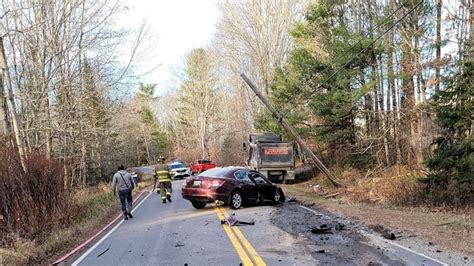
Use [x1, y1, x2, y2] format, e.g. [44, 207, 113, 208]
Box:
[137, 83, 172, 162]
[426, 62, 473, 186]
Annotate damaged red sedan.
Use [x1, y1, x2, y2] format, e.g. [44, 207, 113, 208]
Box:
[182, 167, 285, 209]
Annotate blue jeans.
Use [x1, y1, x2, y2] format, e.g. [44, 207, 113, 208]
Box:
[118, 189, 133, 214]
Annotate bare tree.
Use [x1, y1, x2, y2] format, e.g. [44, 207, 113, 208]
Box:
[174, 48, 223, 160]
[0, 0, 151, 185]
[215, 0, 307, 127]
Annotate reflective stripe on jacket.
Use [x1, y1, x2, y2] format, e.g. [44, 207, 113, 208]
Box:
[155, 164, 171, 182]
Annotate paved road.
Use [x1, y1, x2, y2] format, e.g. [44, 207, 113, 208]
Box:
[70, 181, 447, 266]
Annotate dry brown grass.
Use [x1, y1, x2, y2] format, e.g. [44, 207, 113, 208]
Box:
[298, 165, 471, 209]
[345, 168, 426, 206]
[0, 180, 152, 264]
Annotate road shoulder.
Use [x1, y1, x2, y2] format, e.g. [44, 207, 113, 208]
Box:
[282, 184, 473, 265]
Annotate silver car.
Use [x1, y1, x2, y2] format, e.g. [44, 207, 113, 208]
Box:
[169, 162, 191, 179]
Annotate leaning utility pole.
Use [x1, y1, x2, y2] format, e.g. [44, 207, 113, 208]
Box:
[241, 74, 342, 187]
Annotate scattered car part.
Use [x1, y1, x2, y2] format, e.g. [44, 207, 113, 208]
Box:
[311, 224, 332, 234]
[220, 215, 255, 226]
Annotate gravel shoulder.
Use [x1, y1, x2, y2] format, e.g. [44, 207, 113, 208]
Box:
[281, 183, 473, 265]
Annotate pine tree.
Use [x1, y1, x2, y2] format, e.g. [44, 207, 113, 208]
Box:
[426, 62, 473, 185]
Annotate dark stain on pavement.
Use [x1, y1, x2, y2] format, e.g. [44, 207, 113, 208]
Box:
[270, 203, 405, 265]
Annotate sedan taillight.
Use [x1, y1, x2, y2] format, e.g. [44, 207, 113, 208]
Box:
[209, 179, 225, 189]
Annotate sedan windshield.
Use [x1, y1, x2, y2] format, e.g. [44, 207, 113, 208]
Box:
[198, 168, 233, 178]
[170, 163, 186, 170]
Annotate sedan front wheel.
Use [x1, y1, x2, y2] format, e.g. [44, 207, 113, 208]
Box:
[274, 189, 284, 203]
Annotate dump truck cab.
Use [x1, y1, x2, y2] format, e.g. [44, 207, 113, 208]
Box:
[244, 132, 295, 183]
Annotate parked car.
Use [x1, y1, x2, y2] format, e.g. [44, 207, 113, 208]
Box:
[131, 172, 139, 186]
[169, 162, 191, 180]
[181, 167, 285, 209]
[190, 159, 216, 174]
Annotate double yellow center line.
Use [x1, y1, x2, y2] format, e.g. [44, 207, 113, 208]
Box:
[214, 207, 266, 266]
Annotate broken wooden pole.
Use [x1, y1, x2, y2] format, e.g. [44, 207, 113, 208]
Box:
[240, 73, 342, 187]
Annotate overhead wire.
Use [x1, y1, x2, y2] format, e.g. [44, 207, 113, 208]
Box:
[278, 1, 407, 117]
[278, 0, 424, 119]
[306, 0, 425, 98]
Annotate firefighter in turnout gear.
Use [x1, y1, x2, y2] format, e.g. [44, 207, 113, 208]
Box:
[154, 157, 172, 203]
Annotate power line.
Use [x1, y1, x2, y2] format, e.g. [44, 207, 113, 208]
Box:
[320, 2, 405, 78]
[308, 0, 425, 97]
[279, 1, 422, 117]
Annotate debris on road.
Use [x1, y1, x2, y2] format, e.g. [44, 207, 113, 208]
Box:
[368, 224, 385, 233]
[436, 221, 455, 227]
[312, 185, 324, 194]
[286, 197, 297, 203]
[221, 214, 255, 226]
[381, 230, 396, 240]
[322, 191, 345, 199]
[311, 224, 332, 234]
[97, 244, 111, 257]
[316, 249, 326, 253]
[175, 243, 185, 247]
[335, 222, 346, 231]
[368, 223, 398, 240]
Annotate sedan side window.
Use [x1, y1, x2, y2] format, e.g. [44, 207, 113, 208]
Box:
[251, 173, 268, 184]
[234, 170, 252, 183]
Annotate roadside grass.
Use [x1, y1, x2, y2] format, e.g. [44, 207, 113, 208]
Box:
[0, 180, 152, 265]
[300, 166, 471, 209]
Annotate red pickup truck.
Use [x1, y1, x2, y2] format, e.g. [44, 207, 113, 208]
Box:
[190, 159, 216, 174]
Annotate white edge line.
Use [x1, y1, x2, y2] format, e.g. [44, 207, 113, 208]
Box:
[71, 191, 153, 266]
[380, 238, 449, 266]
[297, 205, 449, 266]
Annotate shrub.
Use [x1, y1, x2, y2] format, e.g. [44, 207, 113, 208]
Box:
[0, 139, 67, 245]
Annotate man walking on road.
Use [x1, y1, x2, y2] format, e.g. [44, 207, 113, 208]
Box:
[154, 157, 173, 204]
[112, 165, 135, 220]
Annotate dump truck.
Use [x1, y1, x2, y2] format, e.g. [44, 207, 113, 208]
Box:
[243, 132, 295, 183]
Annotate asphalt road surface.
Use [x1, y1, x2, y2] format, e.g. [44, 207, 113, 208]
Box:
[70, 181, 448, 266]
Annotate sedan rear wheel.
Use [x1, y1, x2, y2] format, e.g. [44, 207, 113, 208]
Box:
[230, 191, 243, 209]
[191, 201, 206, 209]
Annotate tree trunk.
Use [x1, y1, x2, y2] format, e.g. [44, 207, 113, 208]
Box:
[400, 9, 420, 168]
[0, 74, 9, 135]
[378, 55, 390, 166]
[0, 37, 27, 171]
[435, 0, 442, 93]
[469, 0, 474, 62]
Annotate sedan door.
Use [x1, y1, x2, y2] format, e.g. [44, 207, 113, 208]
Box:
[250, 171, 277, 201]
[233, 170, 258, 203]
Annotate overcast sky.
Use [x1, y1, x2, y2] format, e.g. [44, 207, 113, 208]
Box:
[122, 0, 218, 95]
